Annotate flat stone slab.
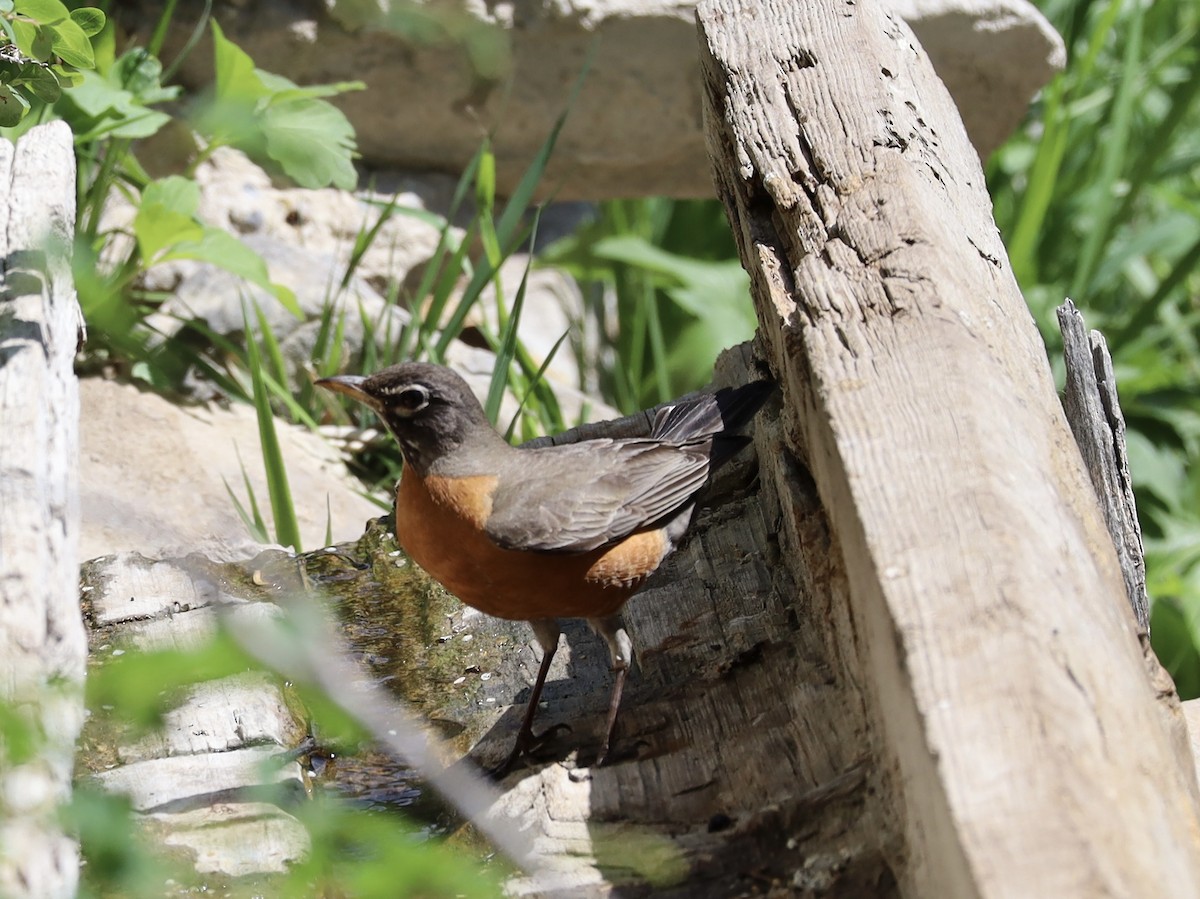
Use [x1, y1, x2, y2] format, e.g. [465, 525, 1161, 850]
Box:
[81, 552, 311, 885]
[92, 746, 304, 814]
[79, 377, 382, 561]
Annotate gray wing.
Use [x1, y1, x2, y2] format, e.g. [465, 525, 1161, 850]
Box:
[484, 438, 711, 553]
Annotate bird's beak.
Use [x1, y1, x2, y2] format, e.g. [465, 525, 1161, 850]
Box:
[315, 374, 377, 410]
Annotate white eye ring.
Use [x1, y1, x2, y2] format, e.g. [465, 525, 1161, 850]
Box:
[392, 384, 430, 415]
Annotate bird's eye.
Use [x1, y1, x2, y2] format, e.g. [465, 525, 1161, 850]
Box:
[395, 385, 429, 412]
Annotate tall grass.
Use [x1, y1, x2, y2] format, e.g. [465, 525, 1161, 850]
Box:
[542, 199, 755, 414]
[300, 128, 576, 506]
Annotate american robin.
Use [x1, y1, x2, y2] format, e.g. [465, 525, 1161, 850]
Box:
[318, 362, 772, 774]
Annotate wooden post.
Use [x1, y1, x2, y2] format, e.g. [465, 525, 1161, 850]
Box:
[697, 0, 1200, 896]
[0, 121, 87, 899]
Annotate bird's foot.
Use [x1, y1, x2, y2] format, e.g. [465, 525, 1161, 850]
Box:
[487, 722, 572, 780]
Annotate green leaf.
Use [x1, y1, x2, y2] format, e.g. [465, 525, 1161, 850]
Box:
[157, 229, 301, 318]
[0, 83, 30, 125]
[141, 175, 201, 216]
[243, 300, 302, 551]
[86, 636, 258, 731]
[48, 63, 80, 87]
[20, 63, 61, 103]
[1126, 429, 1189, 512]
[14, 0, 69, 24]
[133, 176, 203, 261]
[255, 68, 365, 101]
[260, 96, 359, 189]
[70, 7, 105, 37]
[0, 700, 41, 766]
[1151, 598, 1200, 700]
[588, 233, 757, 393]
[56, 67, 173, 140]
[201, 20, 361, 189]
[54, 67, 118, 116]
[129, 181, 302, 319]
[48, 17, 94, 68]
[66, 786, 180, 896]
[210, 19, 265, 102]
[28, 23, 53, 61]
[111, 49, 176, 104]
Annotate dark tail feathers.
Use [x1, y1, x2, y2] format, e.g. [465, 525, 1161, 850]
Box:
[652, 379, 774, 470]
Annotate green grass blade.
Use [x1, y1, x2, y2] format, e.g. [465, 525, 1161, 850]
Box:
[505, 328, 570, 440]
[399, 227, 460, 361]
[1114, 234, 1200, 345]
[341, 191, 402, 291]
[484, 214, 540, 423]
[1069, 0, 1145, 297]
[243, 300, 303, 551]
[251, 298, 292, 389]
[222, 477, 268, 544]
[259, 368, 319, 429]
[359, 300, 381, 373]
[643, 282, 671, 404]
[222, 447, 269, 544]
[431, 224, 514, 357]
[400, 143, 487, 359]
[433, 57, 588, 359]
[476, 141, 502, 265]
[1007, 0, 1128, 284]
[310, 300, 338, 373]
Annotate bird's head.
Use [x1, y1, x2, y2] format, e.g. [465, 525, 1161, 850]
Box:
[316, 362, 497, 475]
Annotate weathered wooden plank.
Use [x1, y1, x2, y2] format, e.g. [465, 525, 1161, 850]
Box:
[697, 0, 1200, 896]
[0, 121, 87, 899]
[1057, 299, 1149, 631]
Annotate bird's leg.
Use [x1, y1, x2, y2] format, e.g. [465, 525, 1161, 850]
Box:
[492, 618, 561, 778]
[588, 615, 634, 767]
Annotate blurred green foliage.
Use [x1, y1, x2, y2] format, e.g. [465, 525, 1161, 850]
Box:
[73, 625, 502, 897]
[987, 0, 1200, 694]
[544, 199, 757, 413]
[0, 0, 104, 126]
[1, 7, 363, 393]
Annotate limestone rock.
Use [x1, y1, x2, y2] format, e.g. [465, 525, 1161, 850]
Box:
[79, 376, 382, 560]
[80, 552, 311, 883]
[120, 0, 1064, 198]
[110, 147, 592, 400]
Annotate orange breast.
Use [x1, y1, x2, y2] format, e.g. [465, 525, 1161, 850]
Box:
[394, 470, 667, 621]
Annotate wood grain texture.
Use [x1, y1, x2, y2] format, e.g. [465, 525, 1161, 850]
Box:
[0, 121, 86, 899]
[698, 0, 1200, 896]
[1057, 299, 1149, 631]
